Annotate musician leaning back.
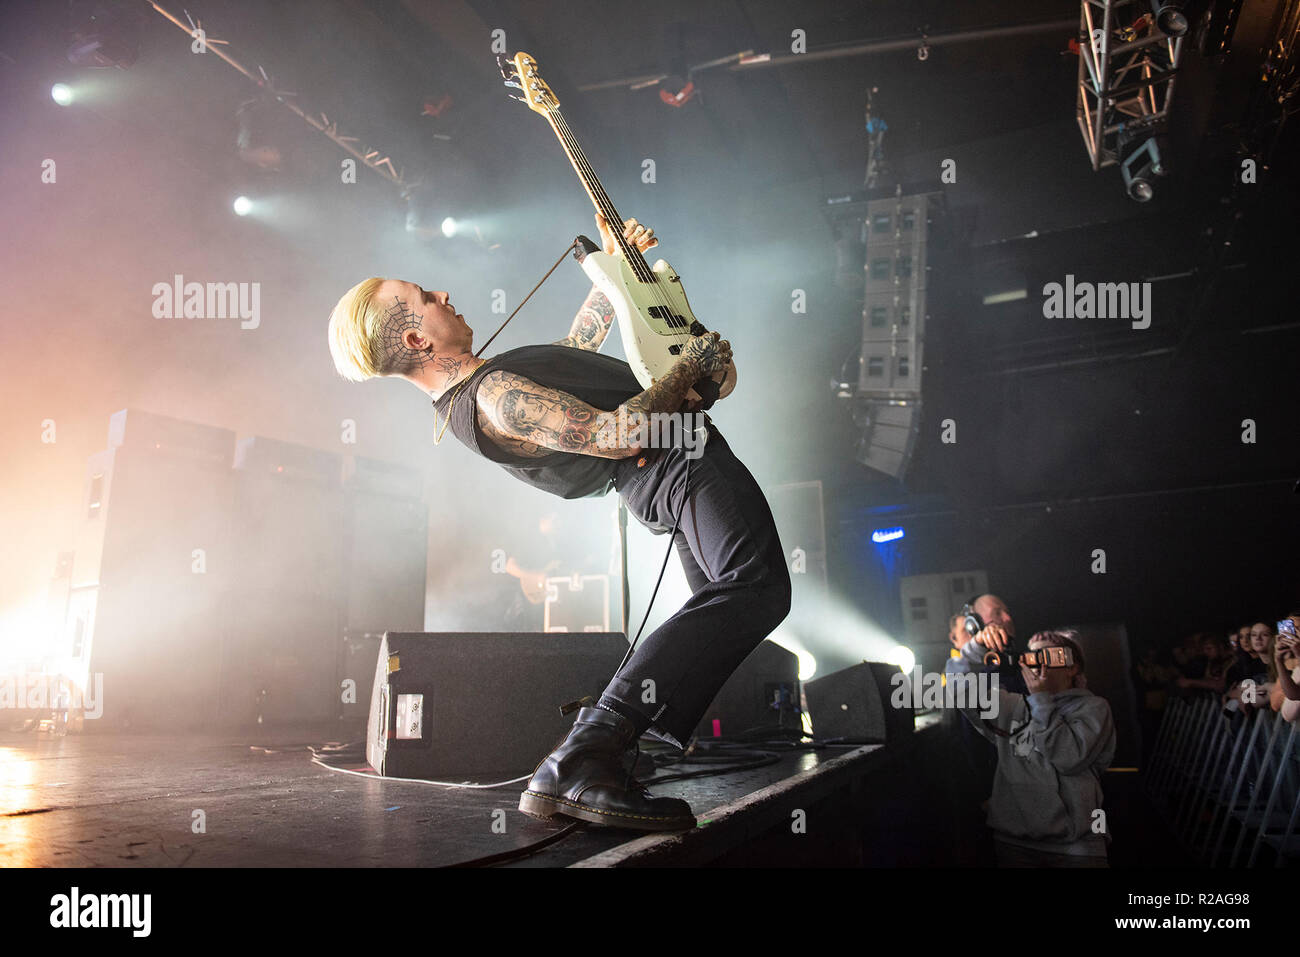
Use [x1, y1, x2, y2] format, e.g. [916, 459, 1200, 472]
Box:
[327, 213, 791, 831]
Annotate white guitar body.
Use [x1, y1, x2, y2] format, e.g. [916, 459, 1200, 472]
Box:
[578, 248, 737, 401]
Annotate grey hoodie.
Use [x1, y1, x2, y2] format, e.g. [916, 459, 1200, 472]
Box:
[945, 639, 1116, 857]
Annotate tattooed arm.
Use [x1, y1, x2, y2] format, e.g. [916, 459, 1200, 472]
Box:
[619, 332, 731, 420]
[554, 285, 616, 351]
[476, 368, 636, 459]
[476, 333, 732, 459]
[553, 216, 657, 350]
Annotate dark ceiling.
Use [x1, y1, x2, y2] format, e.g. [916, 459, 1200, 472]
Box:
[4, 1, 1097, 206]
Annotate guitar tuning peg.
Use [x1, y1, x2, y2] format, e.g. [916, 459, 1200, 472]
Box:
[503, 79, 522, 89]
[508, 92, 527, 103]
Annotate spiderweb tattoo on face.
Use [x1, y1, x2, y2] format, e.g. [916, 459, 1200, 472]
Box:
[379, 296, 431, 375]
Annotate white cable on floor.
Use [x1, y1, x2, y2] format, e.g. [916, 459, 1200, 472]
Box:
[308, 753, 529, 790]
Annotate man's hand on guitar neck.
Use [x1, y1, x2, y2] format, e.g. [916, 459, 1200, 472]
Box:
[596, 213, 657, 257]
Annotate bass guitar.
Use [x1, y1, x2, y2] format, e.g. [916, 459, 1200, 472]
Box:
[498, 51, 737, 409]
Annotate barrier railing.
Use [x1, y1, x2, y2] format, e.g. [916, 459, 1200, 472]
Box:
[1143, 694, 1299, 867]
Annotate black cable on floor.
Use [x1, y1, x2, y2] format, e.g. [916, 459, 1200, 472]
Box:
[440, 821, 587, 868]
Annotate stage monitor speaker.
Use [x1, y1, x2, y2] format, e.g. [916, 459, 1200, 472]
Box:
[805, 661, 913, 745]
[693, 640, 800, 740]
[367, 631, 630, 778]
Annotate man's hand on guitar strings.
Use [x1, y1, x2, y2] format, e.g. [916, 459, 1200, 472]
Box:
[596, 213, 658, 257]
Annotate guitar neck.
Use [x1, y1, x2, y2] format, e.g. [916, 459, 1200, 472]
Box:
[544, 109, 650, 274]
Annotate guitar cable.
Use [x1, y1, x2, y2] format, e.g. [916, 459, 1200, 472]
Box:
[468, 235, 700, 673]
[614, 452, 692, 677]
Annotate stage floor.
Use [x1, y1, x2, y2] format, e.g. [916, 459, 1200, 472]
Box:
[0, 726, 899, 867]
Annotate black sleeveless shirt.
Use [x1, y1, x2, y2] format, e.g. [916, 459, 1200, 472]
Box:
[432, 344, 643, 499]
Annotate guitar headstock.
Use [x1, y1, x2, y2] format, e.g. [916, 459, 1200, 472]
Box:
[497, 52, 560, 116]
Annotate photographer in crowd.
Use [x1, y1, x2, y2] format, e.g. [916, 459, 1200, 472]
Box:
[946, 624, 1116, 867]
[945, 595, 1021, 780]
[965, 594, 1027, 694]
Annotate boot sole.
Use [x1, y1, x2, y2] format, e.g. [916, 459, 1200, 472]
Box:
[518, 790, 696, 831]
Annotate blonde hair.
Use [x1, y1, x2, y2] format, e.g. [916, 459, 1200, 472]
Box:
[328, 276, 391, 381]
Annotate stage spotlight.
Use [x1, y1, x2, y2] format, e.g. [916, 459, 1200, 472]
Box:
[232, 196, 253, 216]
[1118, 122, 1169, 202]
[796, 649, 818, 681]
[884, 645, 915, 674]
[51, 84, 74, 106]
[1150, 1, 1189, 37]
[440, 216, 458, 238]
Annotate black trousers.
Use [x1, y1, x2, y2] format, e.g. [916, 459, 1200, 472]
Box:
[604, 420, 792, 747]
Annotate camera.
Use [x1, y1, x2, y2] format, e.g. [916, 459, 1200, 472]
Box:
[962, 605, 1077, 671]
[982, 645, 1076, 670]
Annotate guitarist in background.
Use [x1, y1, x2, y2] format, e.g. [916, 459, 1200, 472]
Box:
[501, 510, 593, 629]
[327, 214, 790, 832]
[503, 554, 561, 621]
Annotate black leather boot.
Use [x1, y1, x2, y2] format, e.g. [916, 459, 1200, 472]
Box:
[518, 707, 696, 831]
